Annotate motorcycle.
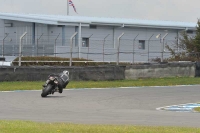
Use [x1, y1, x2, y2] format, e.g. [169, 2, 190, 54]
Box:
[41, 70, 70, 97]
[41, 76, 59, 97]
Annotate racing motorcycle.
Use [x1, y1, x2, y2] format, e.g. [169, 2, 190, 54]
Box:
[41, 71, 69, 97]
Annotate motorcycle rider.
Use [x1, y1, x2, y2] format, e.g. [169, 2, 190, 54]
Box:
[43, 70, 69, 93]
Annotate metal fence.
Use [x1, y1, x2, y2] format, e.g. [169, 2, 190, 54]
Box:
[0, 33, 180, 65]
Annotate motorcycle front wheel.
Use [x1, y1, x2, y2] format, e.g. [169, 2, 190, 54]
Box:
[41, 84, 52, 97]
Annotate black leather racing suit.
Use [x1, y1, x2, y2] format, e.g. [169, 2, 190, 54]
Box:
[46, 72, 69, 93]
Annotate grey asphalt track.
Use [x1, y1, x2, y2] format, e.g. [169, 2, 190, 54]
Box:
[0, 86, 200, 127]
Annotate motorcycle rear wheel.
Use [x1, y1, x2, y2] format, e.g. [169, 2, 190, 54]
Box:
[41, 84, 52, 97]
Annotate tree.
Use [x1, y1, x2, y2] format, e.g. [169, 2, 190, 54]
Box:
[193, 20, 200, 52]
[165, 20, 200, 62]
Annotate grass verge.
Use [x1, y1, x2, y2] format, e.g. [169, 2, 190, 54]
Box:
[0, 120, 200, 133]
[194, 107, 200, 112]
[0, 77, 200, 91]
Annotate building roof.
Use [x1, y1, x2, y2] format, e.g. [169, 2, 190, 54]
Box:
[0, 12, 197, 30]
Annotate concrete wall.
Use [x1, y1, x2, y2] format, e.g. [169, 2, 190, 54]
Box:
[125, 62, 196, 79]
[195, 62, 200, 76]
[0, 62, 198, 82]
[0, 66, 125, 81]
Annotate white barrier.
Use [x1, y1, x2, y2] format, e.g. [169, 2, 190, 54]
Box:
[0, 61, 12, 66]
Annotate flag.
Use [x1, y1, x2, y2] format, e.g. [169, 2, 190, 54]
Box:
[69, 0, 77, 13]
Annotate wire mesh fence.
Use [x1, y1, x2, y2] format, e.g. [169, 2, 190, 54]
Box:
[0, 36, 180, 64]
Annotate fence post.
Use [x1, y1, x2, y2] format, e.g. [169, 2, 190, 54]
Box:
[133, 34, 139, 64]
[54, 33, 60, 57]
[103, 34, 110, 62]
[161, 33, 168, 62]
[2, 33, 9, 57]
[87, 34, 93, 60]
[148, 34, 154, 63]
[32, 45, 35, 57]
[37, 33, 43, 56]
[19, 32, 27, 66]
[70, 32, 78, 66]
[117, 33, 124, 65]
[43, 45, 45, 56]
[12, 44, 14, 56]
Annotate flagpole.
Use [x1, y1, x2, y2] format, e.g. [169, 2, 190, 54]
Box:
[67, 0, 69, 15]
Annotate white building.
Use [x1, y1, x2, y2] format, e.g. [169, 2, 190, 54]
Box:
[0, 13, 197, 63]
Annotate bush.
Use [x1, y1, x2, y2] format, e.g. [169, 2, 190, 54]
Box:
[12, 56, 131, 66]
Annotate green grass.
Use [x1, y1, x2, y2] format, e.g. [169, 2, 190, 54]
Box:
[0, 120, 200, 133]
[194, 107, 200, 112]
[0, 77, 200, 91]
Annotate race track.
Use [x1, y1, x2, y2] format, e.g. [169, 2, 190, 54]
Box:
[0, 86, 200, 127]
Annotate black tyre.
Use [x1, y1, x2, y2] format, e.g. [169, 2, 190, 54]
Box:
[59, 88, 63, 93]
[41, 84, 52, 97]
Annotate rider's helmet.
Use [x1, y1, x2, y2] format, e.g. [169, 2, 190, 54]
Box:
[63, 70, 69, 76]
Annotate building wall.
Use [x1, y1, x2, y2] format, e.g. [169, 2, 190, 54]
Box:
[79, 26, 180, 62]
[0, 19, 193, 63]
[0, 19, 4, 40]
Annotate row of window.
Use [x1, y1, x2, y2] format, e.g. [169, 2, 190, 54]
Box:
[82, 38, 146, 49]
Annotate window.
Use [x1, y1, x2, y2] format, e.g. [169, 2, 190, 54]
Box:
[4, 23, 13, 27]
[90, 25, 97, 29]
[138, 40, 145, 49]
[186, 30, 193, 34]
[82, 38, 89, 47]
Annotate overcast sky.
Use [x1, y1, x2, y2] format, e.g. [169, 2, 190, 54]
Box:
[0, 0, 199, 23]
